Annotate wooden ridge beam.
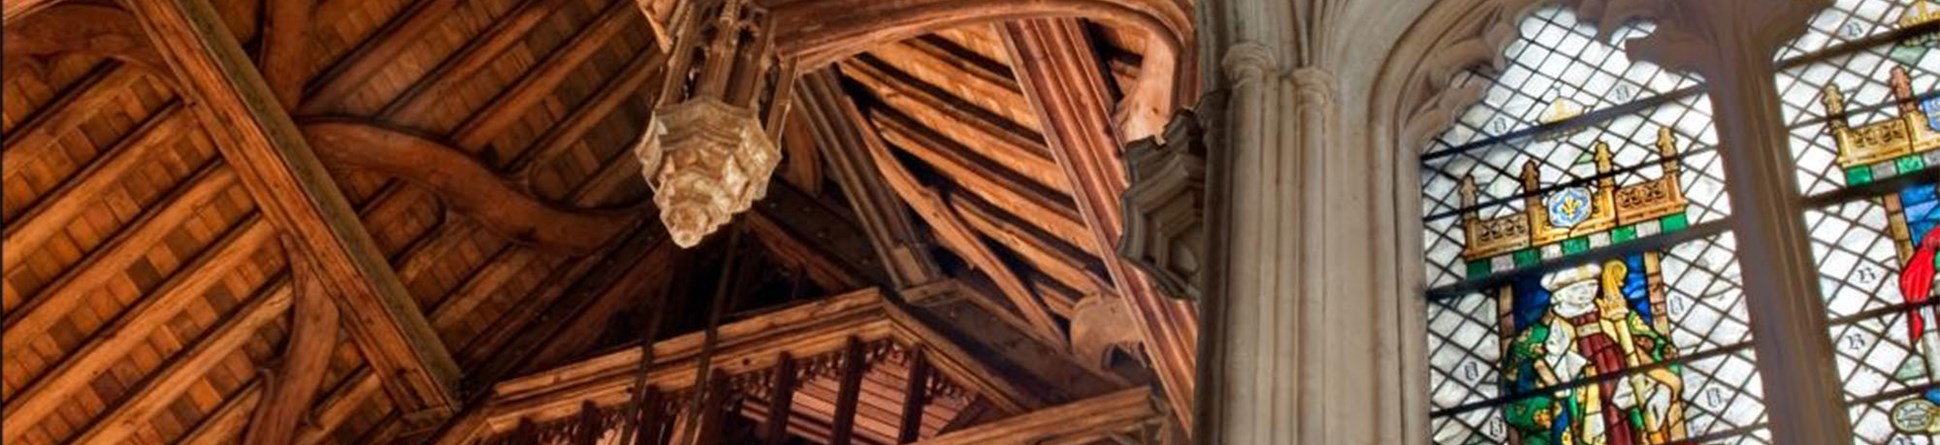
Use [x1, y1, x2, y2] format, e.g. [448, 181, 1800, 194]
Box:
[797, 73, 943, 290]
[450, 0, 635, 149]
[65, 275, 296, 445]
[0, 215, 275, 442]
[909, 387, 1159, 445]
[125, 0, 460, 424]
[816, 72, 1064, 346]
[1, 101, 191, 274]
[1003, 18, 1197, 424]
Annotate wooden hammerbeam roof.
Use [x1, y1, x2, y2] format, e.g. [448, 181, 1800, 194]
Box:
[1, 0, 1198, 443]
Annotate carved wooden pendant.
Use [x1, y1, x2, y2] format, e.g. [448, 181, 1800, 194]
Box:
[636, 0, 797, 248]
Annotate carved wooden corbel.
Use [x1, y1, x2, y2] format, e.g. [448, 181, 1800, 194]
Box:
[1068, 294, 1145, 369]
[1116, 93, 1223, 300]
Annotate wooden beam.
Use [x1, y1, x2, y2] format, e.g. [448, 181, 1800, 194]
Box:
[909, 388, 1158, 445]
[257, 0, 313, 106]
[1003, 19, 1197, 423]
[449, 0, 635, 149]
[948, 190, 1110, 297]
[748, 177, 888, 290]
[896, 348, 930, 443]
[2, 0, 58, 22]
[839, 55, 1069, 194]
[507, 42, 666, 178]
[867, 106, 1092, 250]
[0, 160, 233, 354]
[242, 252, 342, 445]
[810, 71, 1064, 345]
[173, 377, 263, 445]
[761, 354, 799, 445]
[2, 4, 166, 74]
[827, 338, 868, 445]
[797, 72, 943, 290]
[0, 214, 275, 441]
[1, 101, 192, 275]
[299, 119, 633, 253]
[0, 62, 144, 172]
[377, 0, 576, 123]
[125, 0, 461, 424]
[297, 0, 465, 113]
[66, 277, 296, 445]
[295, 368, 386, 445]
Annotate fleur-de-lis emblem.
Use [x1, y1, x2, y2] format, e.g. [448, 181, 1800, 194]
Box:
[1545, 187, 1594, 228]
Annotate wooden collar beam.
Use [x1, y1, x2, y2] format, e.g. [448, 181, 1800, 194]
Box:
[123, 0, 461, 426]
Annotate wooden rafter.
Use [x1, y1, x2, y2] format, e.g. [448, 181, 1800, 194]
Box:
[798, 72, 943, 290]
[799, 71, 1064, 346]
[241, 251, 341, 445]
[123, 0, 461, 426]
[1003, 18, 1197, 425]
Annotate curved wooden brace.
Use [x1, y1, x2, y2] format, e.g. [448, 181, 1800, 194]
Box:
[769, 0, 1193, 138]
[2, 3, 167, 74]
[299, 119, 634, 254]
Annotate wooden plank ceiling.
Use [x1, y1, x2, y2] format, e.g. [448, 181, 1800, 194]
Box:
[0, 0, 1189, 443]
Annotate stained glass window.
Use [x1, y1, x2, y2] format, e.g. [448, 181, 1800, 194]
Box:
[1421, 7, 1771, 444]
[1777, 0, 1940, 442]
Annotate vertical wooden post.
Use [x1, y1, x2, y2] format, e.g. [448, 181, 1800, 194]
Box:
[632, 387, 664, 445]
[896, 347, 931, 443]
[574, 401, 603, 444]
[827, 338, 868, 445]
[761, 353, 798, 445]
[694, 371, 729, 445]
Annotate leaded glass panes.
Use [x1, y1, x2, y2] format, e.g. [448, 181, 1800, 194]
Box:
[1429, 235, 1769, 445]
[1421, 6, 1769, 445]
[1781, 0, 1940, 442]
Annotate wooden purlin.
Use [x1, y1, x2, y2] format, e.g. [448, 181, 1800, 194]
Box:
[123, 0, 461, 426]
[1003, 18, 1198, 428]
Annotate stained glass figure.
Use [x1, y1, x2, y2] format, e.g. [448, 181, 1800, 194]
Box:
[1423, 7, 1771, 444]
